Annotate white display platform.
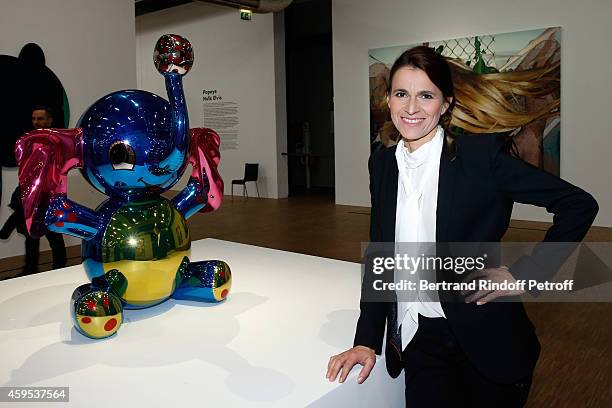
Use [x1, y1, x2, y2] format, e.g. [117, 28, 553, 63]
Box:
[0, 239, 404, 407]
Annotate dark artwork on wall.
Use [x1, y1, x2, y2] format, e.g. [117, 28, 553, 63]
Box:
[0, 43, 69, 167]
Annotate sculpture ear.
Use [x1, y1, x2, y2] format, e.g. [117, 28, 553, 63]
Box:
[15, 128, 83, 237]
[188, 128, 223, 213]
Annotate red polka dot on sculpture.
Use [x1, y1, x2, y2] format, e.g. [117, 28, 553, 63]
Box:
[104, 318, 118, 332]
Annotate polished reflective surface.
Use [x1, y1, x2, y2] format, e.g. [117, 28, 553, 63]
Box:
[71, 284, 124, 339]
[174, 260, 232, 302]
[154, 34, 194, 75]
[79, 83, 188, 200]
[15, 34, 231, 339]
[83, 198, 191, 308]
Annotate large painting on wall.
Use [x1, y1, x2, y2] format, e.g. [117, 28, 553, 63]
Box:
[369, 27, 561, 175]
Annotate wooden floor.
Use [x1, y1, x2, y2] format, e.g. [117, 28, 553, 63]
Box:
[1, 194, 611, 406]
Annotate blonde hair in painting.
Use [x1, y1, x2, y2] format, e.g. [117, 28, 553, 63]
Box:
[446, 57, 560, 134]
[370, 28, 561, 147]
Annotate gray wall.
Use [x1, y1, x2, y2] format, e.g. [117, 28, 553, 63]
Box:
[333, 0, 611, 226]
[136, 2, 287, 198]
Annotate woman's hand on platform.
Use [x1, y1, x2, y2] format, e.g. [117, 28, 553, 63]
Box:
[326, 346, 376, 384]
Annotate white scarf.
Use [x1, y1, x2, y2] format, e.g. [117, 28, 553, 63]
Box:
[394, 126, 446, 350]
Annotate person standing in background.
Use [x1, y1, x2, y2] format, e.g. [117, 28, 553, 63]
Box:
[0, 106, 67, 276]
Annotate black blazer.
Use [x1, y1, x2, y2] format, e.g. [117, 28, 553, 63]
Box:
[354, 133, 599, 384]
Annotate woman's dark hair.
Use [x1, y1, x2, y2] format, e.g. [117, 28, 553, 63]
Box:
[387, 46, 456, 143]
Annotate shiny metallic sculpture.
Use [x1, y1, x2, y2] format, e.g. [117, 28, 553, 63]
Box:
[15, 35, 231, 339]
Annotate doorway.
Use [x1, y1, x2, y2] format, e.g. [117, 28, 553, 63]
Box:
[284, 0, 334, 198]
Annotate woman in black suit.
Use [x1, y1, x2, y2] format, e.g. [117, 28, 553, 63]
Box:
[326, 46, 598, 407]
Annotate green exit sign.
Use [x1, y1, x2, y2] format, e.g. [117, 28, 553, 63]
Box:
[240, 9, 252, 21]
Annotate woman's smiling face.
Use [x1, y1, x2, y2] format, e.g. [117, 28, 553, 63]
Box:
[387, 66, 450, 148]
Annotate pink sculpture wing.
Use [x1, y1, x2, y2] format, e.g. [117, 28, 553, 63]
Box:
[15, 128, 84, 237]
[188, 128, 223, 213]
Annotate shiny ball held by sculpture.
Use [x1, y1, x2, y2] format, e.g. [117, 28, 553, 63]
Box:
[15, 34, 231, 339]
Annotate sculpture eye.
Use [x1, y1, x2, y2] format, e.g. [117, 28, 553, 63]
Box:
[109, 141, 136, 170]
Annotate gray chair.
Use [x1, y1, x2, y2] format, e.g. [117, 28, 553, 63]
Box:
[231, 163, 260, 198]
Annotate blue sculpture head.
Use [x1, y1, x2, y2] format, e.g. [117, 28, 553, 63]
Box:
[78, 34, 194, 199]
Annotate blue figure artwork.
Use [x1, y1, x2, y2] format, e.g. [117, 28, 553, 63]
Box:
[15, 34, 231, 339]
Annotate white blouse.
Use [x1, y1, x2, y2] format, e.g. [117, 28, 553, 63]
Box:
[394, 125, 446, 351]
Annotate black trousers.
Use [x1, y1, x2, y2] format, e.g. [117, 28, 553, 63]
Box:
[24, 232, 67, 275]
[403, 315, 532, 407]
